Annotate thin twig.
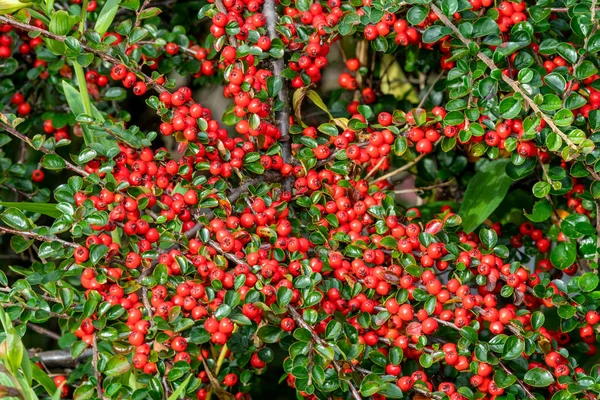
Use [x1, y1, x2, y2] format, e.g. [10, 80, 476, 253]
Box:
[498, 360, 536, 399]
[29, 349, 93, 367]
[264, 0, 292, 187]
[363, 156, 386, 181]
[393, 179, 454, 195]
[21, 321, 61, 341]
[0, 122, 89, 177]
[371, 153, 426, 184]
[287, 307, 362, 400]
[417, 72, 445, 109]
[594, 201, 600, 268]
[214, 0, 239, 48]
[3, 302, 69, 319]
[0, 225, 77, 248]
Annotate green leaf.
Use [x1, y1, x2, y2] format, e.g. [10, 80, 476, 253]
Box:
[499, 97, 521, 119]
[458, 159, 512, 233]
[579, 272, 599, 292]
[550, 242, 577, 270]
[95, 0, 120, 36]
[460, 326, 478, 343]
[31, 362, 57, 397]
[41, 154, 66, 171]
[422, 25, 452, 43]
[532, 181, 551, 198]
[104, 354, 130, 376]
[167, 374, 192, 400]
[502, 336, 524, 360]
[544, 73, 566, 93]
[406, 5, 427, 25]
[531, 311, 545, 330]
[557, 43, 577, 64]
[257, 326, 284, 343]
[1, 207, 31, 231]
[479, 229, 497, 249]
[523, 368, 554, 387]
[0, 202, 60, 219]
[525, 200, 552, 222]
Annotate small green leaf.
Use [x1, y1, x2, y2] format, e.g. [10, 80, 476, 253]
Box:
[1, 208, 31, 231]
[550, 242, 577, 270]
[95, 0, 120, 36]
[458, 159, 512, 233]
[104, 354, 131, 376]
[41, 154, 67, 170]
[579, 272, 599, 292]
[523, 368, 554, 387]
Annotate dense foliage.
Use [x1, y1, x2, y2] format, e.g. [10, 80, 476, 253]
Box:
[0, 0, 600, 398]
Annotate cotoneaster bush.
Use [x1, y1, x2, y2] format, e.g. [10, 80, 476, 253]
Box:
[0, 0, 599, 398]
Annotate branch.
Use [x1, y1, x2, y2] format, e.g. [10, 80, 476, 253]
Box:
[428, 3, 596, 167]
[92, 334, 104, 399]
[393, 179, 454, 195]
[0, 121, 89, 177]
[0, 16, 166, 95]
[264, 0, 291, 166]
[498, 360, 536, 399]
[0, 225, 78, 249]
[596, 201, 600, 265]
[3, 302, 70, 319]
[371, 153, 426, 184]
[213, 0, 239, 48]
[286, 307, 362, 400]
[28, 349, 93, 367]
[16, 321, 61, 341]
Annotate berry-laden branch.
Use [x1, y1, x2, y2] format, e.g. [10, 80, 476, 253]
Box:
[0, 16, 167, 95]
[428, 3, 594, 164]
[286, 307, 363, 400]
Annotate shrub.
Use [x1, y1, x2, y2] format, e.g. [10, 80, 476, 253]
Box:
[0, 0, 599, 398]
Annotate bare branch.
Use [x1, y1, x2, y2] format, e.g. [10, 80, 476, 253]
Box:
[371, 153, 426, 184]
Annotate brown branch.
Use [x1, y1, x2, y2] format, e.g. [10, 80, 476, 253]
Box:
[0, 225, 77, 248]
[213, 0, 239, 48]
[92, 334, 104, 399]
[550, 7, 600, 11]
[286, 307, 362, 400]
[430, 3, 578, 161]
[393, 179, 454, 195]
[3, 302, 69, 319]
[498, 360, 536, 399]
[264, 0, 290, 164]
[0, 16, 166, 95]
[371, 153, 426, 184]
[0, 121, 89, 177]
[18, 321, 61, 341]
[417, 72, 445, 109]
[596, 201, 600, 265]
